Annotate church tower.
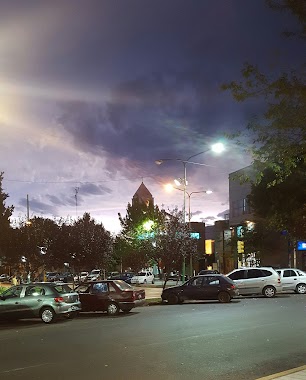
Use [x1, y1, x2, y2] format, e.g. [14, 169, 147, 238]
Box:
[132, 182, 154, 207]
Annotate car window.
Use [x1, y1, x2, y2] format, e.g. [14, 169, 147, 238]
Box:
[25, 286, 45, 297]
[92, 283, 108, 293]
[261, 269, 273, 277]
[283, 270, 297, 277]
[228, 270, 246, 280]
[297, 270, 306, 276]
[114, 280, 132, 290]
[108, 283, 117, 292]
[188, 277, 203, 286]
[203, 276, 220, 286]
[2, 286, 23, 299]
[247, 269, 263, 279]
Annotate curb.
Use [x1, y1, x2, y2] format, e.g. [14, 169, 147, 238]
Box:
[256, 365, 306, 379]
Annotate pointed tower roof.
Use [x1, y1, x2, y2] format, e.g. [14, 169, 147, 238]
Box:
[132, 182, 154, 206]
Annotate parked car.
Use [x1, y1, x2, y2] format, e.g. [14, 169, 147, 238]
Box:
[0, 282, 81, 323]
[75, 280, 145, 315]
[161, 274, 238, 304]
[226, 267, 282, 298]
[46, 272, 59, 282]
[131, 271, 155, 284]
[275, 268, 306, 294]
[58, 272, 74, 283]
[198, 269, 220, 275]
[107, 272, 135, 284]
[79, 271, 89, 282]
[87, 269, 102, 281]
[0, 274, 10, 282]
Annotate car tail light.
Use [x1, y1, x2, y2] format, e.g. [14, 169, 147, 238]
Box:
[230, 284, 236, 289]
[54, 297, 64, 303]
[132, 292, 136, 301]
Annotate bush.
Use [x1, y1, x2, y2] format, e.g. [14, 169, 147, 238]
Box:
[0, 286, 7, 294]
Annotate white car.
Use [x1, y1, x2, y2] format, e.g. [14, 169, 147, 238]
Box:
[79, 271, 89, 282]
[131, 271, 155, 284]
[87, 269, 102, 281]
[227, 267, 282, 298]
[276, 268, 306, 294]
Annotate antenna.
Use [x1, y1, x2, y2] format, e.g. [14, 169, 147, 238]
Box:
[75, 187, 79, 218]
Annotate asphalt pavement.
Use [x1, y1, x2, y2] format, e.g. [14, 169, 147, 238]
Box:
[1, 292, 306, 380]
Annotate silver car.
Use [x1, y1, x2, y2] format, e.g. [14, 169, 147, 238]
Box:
[227, 267, 282, 297]
[0, 282, 81, 323]
[276, 268, 306, 294]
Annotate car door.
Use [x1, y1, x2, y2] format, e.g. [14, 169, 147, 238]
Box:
[18, 285, 46, 318]
[281, 269, 298, 291]
[76, 284, 95, 311]
[90, 282, 110, 311]
[0, 286, 24, 319]
[244, 269, 265, 294]
[181, 277, 204, 300]
[200, 276, 222, 299]
[228, 270, 247, 294]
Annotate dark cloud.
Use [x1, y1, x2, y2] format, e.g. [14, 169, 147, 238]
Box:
[19, 198, 57, 215]
[79, 183, 112, 196]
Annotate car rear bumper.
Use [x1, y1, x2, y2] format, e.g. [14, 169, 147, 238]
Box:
[119, 300, 145, 310]
[55, 302, 82, 315]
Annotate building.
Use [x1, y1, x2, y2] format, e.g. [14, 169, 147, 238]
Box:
[228, 165, 293, 270]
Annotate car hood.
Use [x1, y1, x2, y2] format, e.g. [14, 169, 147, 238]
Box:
[162, 285, 183, 293]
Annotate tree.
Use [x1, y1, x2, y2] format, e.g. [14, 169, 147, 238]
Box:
[0, 172, 14, 269]
[117, 199, 164, 271]
[222, 1, 306, 183]
[70, 213, 114, 271]
[248, 165, 306, 239]
[152, 208, 198, 277]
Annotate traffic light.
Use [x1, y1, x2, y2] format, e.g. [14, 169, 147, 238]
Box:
[237, 240, 244, 253]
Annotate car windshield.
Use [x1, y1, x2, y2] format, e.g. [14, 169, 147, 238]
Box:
[138, 273, 146, 276]
[48, 272, 57, 276]
[91, 270, 100, 275]
[114, 280, 132, 290]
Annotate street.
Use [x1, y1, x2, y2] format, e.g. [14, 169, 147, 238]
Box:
[0, 293, 306, 380]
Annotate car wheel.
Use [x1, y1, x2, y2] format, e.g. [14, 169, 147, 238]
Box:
[296, 283, 306, 294]
[167, 293, 179, 305]
[263, 285, 276, 298]
[152, 279, 154, 284]
[218, 291, 231, 303]
[107, 302, 119, 316]
[144, 279, 147, 284]
[40, 307, 56, 323]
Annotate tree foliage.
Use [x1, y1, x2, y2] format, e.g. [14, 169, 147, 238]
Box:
[248, 165, 306, 239]
[0, 172, 14, 263]
[222, 1, 306, 183]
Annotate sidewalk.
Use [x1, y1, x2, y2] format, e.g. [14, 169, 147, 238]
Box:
[257, 365, 306, 379]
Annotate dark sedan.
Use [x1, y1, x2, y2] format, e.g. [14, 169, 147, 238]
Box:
[107, 272, 135, 284]
[75, 280, 145, 315]
[161, 274, 238, 304]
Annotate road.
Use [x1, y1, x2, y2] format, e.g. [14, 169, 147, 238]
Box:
[0, 293, 306, 380]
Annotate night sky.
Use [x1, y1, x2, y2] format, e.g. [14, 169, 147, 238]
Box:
[0, 0, 302, 233]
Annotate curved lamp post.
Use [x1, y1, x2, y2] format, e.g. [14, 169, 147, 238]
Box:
[156, 142, 224, 280]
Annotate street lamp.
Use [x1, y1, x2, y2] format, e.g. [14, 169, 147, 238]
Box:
[155, 142, 224, 280]
[165, 185, 213, 276]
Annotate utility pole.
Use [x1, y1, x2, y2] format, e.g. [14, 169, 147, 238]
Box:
[75, 187, 79, 219]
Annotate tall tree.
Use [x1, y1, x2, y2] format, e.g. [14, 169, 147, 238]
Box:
[0, 172, 14, 269]
[222, 1, 306, 183]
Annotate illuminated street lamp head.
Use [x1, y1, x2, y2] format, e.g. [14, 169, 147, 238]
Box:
[211, 142, 225, 154]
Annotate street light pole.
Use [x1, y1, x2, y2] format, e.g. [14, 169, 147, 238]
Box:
[155, 142, 224, 281]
